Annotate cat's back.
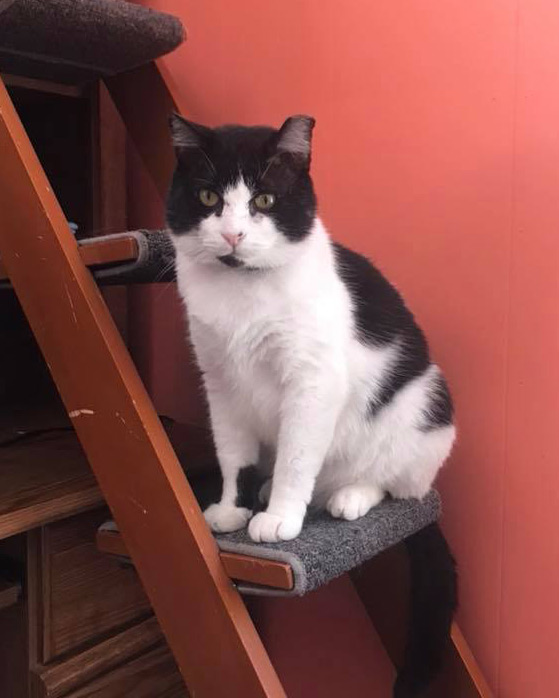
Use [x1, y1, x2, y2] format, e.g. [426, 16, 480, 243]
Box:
[332, 242, 428, 350]
[332, 241, 451, 426]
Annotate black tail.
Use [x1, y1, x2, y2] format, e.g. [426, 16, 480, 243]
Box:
[393, 523, 458, 697]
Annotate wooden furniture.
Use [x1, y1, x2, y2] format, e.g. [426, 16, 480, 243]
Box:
[0, 73, 188, 696]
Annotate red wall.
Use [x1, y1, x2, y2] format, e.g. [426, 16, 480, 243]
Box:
[133, 2, 559, 695]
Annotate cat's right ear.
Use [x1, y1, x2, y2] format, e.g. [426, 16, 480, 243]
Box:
[274, 115, 315, 167]
[169, 113, 212, 155]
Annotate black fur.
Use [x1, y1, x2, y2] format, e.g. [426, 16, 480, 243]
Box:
[167, 116, 317, 245]
[217, 253, 244, 268]
[235, 465, 266, 511]
[394, 523, 458, 697]
[333, 243, 432, 415]
[422, 374, 454, 430]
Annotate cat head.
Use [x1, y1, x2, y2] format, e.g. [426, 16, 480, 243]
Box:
[166, 114, 317, 270]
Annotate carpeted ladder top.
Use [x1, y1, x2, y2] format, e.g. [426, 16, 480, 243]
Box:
[0, 0, 185, 83]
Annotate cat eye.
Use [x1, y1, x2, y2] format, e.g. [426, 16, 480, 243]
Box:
[253, 193, 276, 211]
[199, 189, 220, 207]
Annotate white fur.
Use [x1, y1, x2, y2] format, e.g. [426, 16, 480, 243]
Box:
[172, 178, 455, 542]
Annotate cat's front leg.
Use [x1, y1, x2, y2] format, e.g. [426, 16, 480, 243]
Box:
[203, 387, 259, 533]
[248, 369, 345, 543]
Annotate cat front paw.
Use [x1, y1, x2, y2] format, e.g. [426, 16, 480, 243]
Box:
[248, 511, 303, 543]
[204, 503, 252, 533]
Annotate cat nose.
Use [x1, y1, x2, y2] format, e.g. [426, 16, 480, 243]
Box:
[221, 232, 244, 248]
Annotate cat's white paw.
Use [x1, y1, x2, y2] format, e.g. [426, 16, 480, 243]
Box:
[327, 485, 384, 521]
[248, 511, 303, 543]
[204, 503, 252, 533]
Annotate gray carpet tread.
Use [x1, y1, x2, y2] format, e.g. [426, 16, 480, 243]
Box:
[216, 491, 440, 596]
[80, 230, 175, 285]
[100, 490, 440, 597]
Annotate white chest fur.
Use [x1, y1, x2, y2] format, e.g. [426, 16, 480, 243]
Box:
[174, 222, 350, 443]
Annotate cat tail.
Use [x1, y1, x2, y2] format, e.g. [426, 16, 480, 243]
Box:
[393, 522, 458, 697]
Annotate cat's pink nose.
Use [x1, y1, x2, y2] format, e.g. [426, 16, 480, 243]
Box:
[221, 232, 243, 248]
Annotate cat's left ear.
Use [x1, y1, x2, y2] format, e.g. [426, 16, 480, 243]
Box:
[169, 112, 213, 154]
[275, 115, 316, 168]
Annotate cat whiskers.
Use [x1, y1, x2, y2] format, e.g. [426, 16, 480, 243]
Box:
[259, 155, 280, 182]
[153, 258, 176, 283]
[199, 149, 217, 176]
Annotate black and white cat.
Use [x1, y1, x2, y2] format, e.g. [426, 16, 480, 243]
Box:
[167, 114, 456, 544]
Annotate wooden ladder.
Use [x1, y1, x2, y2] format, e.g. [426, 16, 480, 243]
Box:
[0, 65, 286, 697]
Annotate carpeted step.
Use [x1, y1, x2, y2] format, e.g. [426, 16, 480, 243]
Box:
[0, 0, 185, 83]
[216, 491, 440, 596]
[0, 230, 175, 288]
[80, 230, 175, 285]
[98, 485, 441, 597]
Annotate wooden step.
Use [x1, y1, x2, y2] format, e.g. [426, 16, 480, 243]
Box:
[97, 527, 294, 592]
[0, 409, 103, 540]
[0, 235, 138, 283]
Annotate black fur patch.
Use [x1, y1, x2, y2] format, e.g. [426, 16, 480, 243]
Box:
[333, 243, 431, 415]
[422, 374, 454, 430]
[166, 121, 317, 244]
[235, 465, 266, 512]
[217, 253, 244, 268]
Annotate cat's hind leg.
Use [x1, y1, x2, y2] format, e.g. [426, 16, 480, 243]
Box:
[385, 425, 456, 501]
[326, 483, 384, 521]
